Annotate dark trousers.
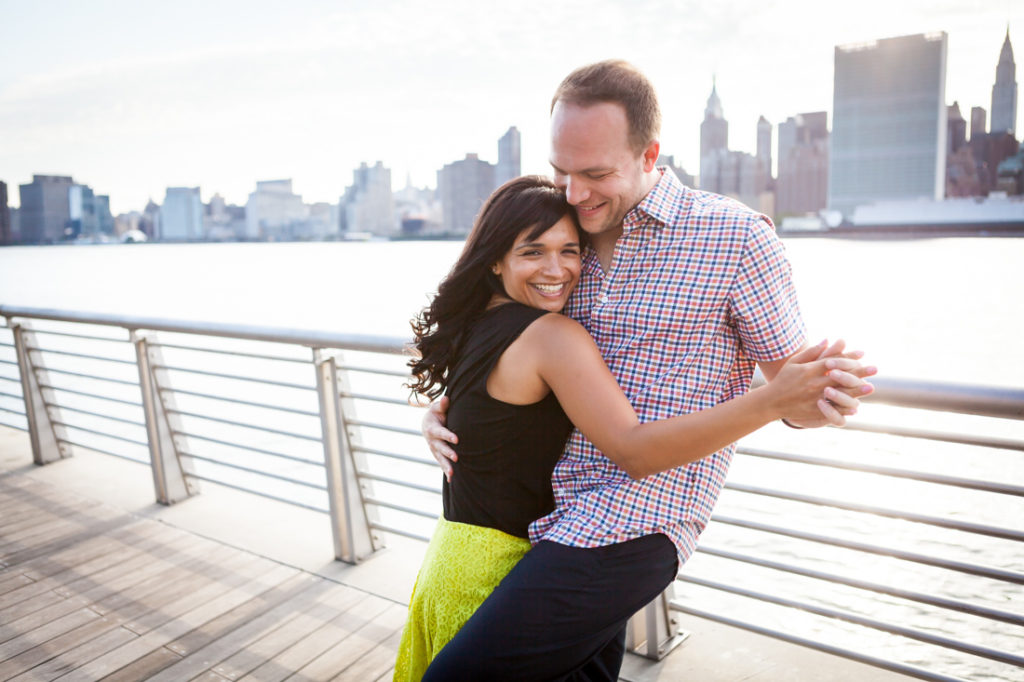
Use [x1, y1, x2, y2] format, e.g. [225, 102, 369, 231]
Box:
[421, 533, 678, 682]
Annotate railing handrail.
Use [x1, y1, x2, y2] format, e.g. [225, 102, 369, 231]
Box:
[0, 305, 407, 353]
[5, 303, 1024, 421]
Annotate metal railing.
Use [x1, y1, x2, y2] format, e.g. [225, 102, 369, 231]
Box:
[0, 304, 1021, 682]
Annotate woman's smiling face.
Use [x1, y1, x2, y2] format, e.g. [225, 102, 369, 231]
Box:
[492, 216, 582, 312]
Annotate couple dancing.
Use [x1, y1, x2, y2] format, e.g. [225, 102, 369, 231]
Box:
[395, 60, 876, 681]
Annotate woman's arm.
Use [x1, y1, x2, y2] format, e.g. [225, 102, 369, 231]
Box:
[506, 315, 871, 480]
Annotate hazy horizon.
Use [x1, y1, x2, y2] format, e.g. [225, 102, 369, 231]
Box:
[2, 0, 1023, 214]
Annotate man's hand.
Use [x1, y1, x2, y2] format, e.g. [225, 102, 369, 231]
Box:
[765, 339, 877, 429]
[422, 396, 459, 481]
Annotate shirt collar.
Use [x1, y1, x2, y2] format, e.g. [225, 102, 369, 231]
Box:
[623, 167, 688, 233]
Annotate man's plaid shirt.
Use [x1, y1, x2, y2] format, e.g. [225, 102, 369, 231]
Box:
[528, 169, 807, 563]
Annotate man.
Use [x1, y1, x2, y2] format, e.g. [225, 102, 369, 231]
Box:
[421, 60, 872, 680]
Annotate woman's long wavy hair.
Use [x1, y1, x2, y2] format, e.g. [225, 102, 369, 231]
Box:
[408, 175, 580, 401]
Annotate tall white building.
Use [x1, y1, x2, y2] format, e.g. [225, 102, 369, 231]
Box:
[340, 162, 394, 236]
[828, 33, 948, 218]
[160, 187, 203, 240]
[245, 180, 307, 240]
[991, 28, 1018, 136]
[495, 126, 522, 187]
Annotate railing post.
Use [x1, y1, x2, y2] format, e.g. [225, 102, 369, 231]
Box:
[314, 349, 382, 563]
[11, 321, 69, 464]
[132, 331, 197, 504]
[626, 583, 689, 660]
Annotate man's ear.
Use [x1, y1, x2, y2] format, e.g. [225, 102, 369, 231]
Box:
[642, 139, 661, 172]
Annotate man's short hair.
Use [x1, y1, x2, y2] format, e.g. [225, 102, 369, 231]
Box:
[551, 60, 662, 154]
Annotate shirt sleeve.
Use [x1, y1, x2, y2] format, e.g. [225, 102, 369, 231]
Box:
[729, 216, 807, 361]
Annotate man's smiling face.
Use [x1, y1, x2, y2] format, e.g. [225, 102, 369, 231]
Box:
[549, 100, 656, 241]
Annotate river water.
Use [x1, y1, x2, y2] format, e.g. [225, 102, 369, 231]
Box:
[1, 237, 1022, 680]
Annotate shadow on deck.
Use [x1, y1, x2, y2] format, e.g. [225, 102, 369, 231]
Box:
[0, 427, 913, 681]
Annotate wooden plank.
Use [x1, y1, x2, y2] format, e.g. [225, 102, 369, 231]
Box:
[0, 570, 35, 596]
[142, 575, 336, 681]
[0, 514, 143, 568]
[0, 609, 126, 680]
[274, 598, 401, 681]
[4, 518, 175, 580]
[233, 593, 377, 682]
[94, 645, 182, 682]
[0, 606, 102, 660]
[209, 583, 366, 680]
[11, 615, 139, 681]
[1, 545, 264, 680]
[55, 564, 303, 681]
[0, 527, 167, 615]
[330, 619, 405, 682]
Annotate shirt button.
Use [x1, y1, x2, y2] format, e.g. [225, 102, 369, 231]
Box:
[599, 294, 609, 304]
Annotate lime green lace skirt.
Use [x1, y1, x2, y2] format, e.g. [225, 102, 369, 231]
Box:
[393, 517, 531, 681]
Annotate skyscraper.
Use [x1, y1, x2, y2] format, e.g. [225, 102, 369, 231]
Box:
[340, 162, 394, 236]
[757, 115, 773, 179]
[18, 175, 75, 243]
[947, 102, 967, 154]
[828, 32, 948, 217]
[699, 79, 728, 190]
[971, 106, 988, 139]
[161, 187, 204, 240]
[777, 112, 829, 216]
[438, 154, 495, 235]
[496, 126, 522, 187]
[991, 28, 1018, 135]
[0, 181, 10, 245]
[246, 180, 307, 240]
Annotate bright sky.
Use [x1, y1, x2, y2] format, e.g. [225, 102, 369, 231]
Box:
[2, 0, 1022, 215]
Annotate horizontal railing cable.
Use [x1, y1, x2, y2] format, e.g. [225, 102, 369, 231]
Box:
[363, 496, 438, 520]
[712, 514, 1024, 584]
[181, 432, 325, 467]
[336, 364, 409, 378]
[339, 391, 411, 407]
[367, 520, 431, 543]
[179, 451, 325, 490]
[53, 421, 150, 448]
[57, 404, 147, 428]
[677, 574, 1024, 667]
[160, 387, 321, 417]
[0, 358, 18, 367]
[351, 444, 435, 467]
[842, 422, 1024, 452]
[166, 409, 321, 442]
[737, 447, 1024, 496]
[24, 346, 137, 366]
[0, 405, 26, 417]
[183, 473, 327, 513]
[151, 341, 311, 364]
[37, 384, 142, 407]
[667, 603, 967, 682]
[0, 390, 23, 401]
[150, 364, 316, 391]
[695, 544, 1024, 627]
[39, 368, 138, 386]
[355, 470, 442, 495]
[26, 328, 125, 343]
[724, 482, 1024, 541]
[344, 418, 420, 437]
[57, 438, 146, 463]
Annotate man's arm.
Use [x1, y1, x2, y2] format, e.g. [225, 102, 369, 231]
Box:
[422, 396, 458, 481]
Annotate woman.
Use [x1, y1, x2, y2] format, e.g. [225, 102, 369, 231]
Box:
[394, 176, 870, 680]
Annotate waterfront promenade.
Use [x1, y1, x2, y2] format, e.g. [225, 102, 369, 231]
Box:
[0, 425, 917, 681]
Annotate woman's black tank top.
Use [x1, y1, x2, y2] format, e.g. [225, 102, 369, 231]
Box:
[442, 302, 573, 538]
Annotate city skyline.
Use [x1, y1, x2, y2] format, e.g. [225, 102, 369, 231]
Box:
[2, 0, 1023, 214]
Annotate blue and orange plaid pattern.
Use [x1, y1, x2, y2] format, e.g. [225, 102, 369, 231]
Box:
[529, 169, 807, 563]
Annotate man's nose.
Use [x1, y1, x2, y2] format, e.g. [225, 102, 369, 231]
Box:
[564, 177, 589, 205]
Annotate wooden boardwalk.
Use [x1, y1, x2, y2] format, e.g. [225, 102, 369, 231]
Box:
[0, 474, 407, 681]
